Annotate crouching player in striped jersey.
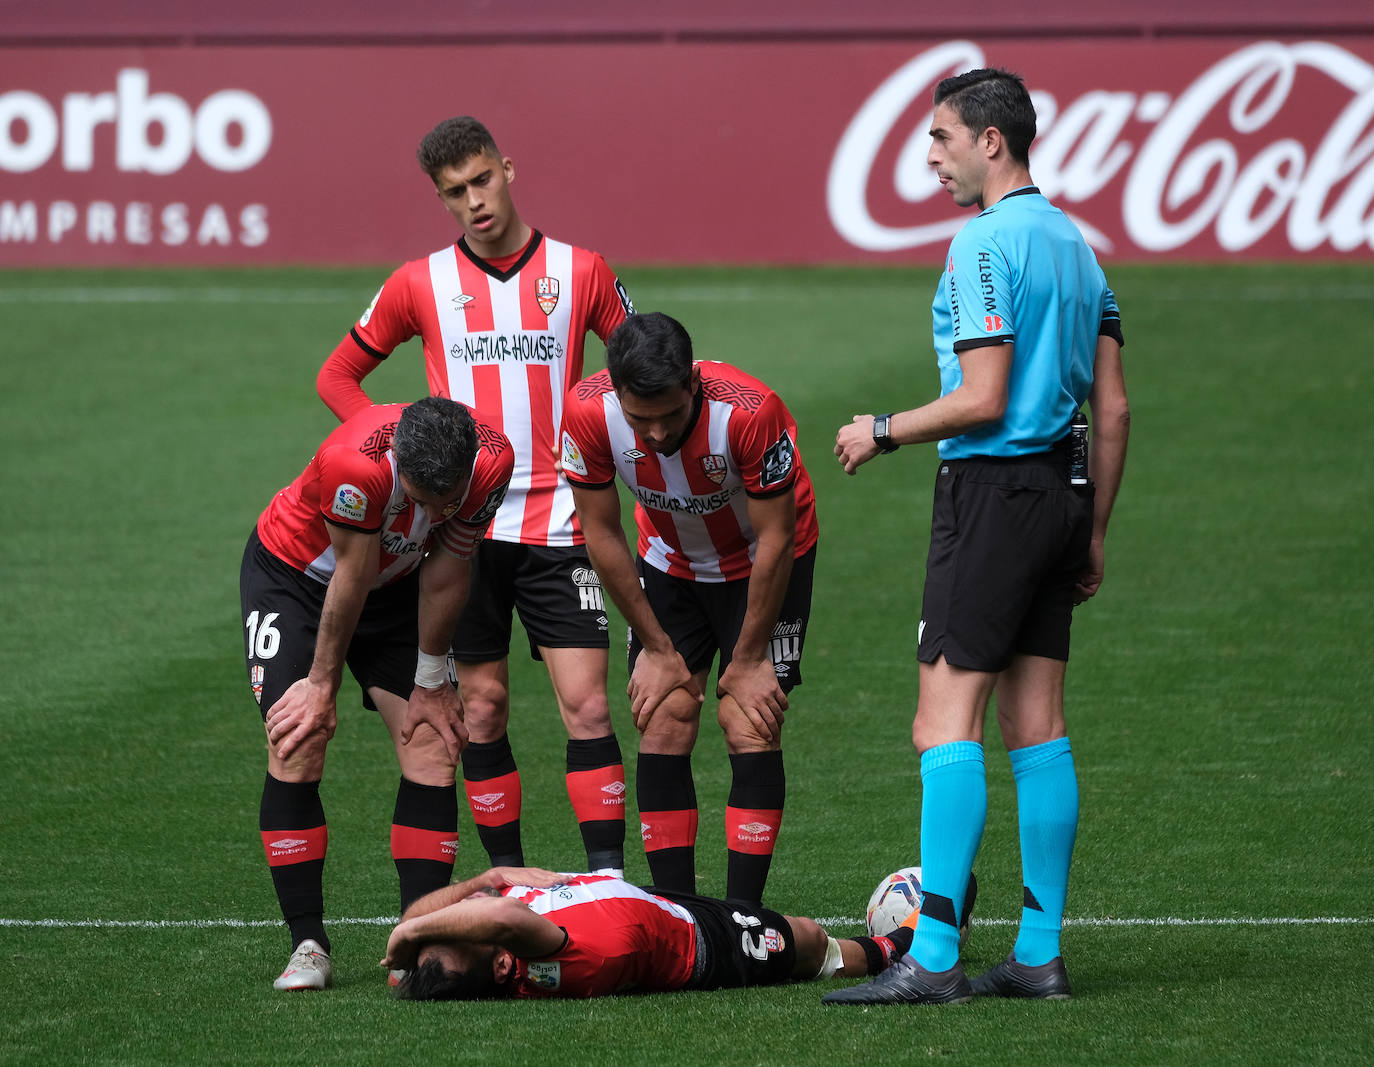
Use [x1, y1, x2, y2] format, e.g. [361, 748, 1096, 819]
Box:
[559, 312, 819, 905]
[384, 867, 911, 1000]
[240, 397, 512, 990]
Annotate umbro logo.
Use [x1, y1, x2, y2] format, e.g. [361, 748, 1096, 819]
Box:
[622, 448, 646, 460]
[269, 838, 308, 849]
[602, 782, 627, 797]
[640, 821, 652, 840]
[739, 822, 774, 835]
[471, 792, 505, 806]
[452, 293, 476, 310]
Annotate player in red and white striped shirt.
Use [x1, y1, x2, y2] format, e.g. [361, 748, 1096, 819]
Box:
[560, 313, 820, 904]
[316, 117, 634, 877]
[382, 867, 909, 1001]
[240, 398, 512, 991]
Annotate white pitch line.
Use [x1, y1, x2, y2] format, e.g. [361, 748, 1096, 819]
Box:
[3, 915, 1371, 931]
[1, 284, 1372, 306]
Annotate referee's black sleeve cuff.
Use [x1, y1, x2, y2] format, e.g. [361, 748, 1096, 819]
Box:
[1099, 318, 1124, 347]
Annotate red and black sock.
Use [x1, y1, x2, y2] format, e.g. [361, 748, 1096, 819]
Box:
[461, 735, 523, 866]
[725, 750, 785, 905]
[390, 777, 459, 912]
[637, 752, 697, 893]
[565, 735, 626, 872]
[259, 773, 329, 953]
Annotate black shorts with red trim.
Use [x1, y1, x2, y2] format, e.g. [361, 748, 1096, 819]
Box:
[916, 447, 1093, 672]
[652, 890, 797, 990]
[238, 528, 418, 715]
[629, 545, 816, 692]
[450, 540, 610, 663]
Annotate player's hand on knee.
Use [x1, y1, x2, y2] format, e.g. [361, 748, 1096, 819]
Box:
[628, 648, 700, 729]
[265, 677, 337, 760]
[402, 683, 468, 763]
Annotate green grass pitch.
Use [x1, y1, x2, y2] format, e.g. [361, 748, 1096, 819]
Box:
[0, 262, 1371, 1064]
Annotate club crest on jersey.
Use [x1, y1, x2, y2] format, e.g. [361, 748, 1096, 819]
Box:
[700, 453, 728, 485]
[251, 664, 265, 704]
[536, 276, 560, 315]
[332, 484, 369, 522]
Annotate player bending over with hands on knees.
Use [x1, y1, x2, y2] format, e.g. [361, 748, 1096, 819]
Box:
[240, 396, 513, 991]
[382, 867, 915, 1000]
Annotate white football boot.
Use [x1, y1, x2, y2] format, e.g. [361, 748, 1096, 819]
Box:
[273, 939, 333, 991]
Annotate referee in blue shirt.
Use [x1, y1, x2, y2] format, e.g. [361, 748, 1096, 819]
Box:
[827, 67, 1130, 1006]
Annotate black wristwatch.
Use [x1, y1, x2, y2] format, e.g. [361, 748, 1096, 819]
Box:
[872, 413, 899, 454]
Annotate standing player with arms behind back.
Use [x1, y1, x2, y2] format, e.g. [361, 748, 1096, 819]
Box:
[560, 312, 819, 906]
[826, 68, 1129, 1007]
[317, 117, 636, 877]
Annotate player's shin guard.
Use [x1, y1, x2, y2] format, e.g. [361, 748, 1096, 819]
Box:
[724, 750, 785, 904]
[1009, 737, 1079, 966]
[910, 741, 986, 973]
[565, 735, 626, 873]
[637, 752, 697, 892]
[259, 773, 329, 953]
[461, 735, 523, 866]
[390, 777, 459, 912]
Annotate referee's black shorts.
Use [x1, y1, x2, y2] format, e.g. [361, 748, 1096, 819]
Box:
[916, 445, 1093, 673]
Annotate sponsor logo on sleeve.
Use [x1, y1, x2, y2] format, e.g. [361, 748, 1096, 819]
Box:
[561, 431, 589, 477]
[759, 431, 796, 489]
[614, 278, 635, 316]
[468, 483, 508, 525]
[332, 484, 369, 522]
[526, 961, 562, 990]
[358, 285, 383, 328]
[699, 453, 728, 485]
[535, 276, 559, 315]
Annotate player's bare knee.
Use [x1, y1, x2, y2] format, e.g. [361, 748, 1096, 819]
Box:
[395, 729, 457, 786]
[268, 736, 327, 781]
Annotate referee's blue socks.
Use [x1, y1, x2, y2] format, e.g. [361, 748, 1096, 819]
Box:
[1009, 736, 1079, 966]
[909, 740, 986, 973]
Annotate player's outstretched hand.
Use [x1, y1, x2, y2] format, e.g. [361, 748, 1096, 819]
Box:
[402, 683, 468, 763]
[835, 415, 881, 475]
[265, 677, 337, 761]
[1074, 538, 1106, 603]
[628, 646, 702, 730]
[717, 657, 788, 744]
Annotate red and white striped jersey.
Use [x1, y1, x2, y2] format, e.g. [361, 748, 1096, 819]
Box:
[255, 403, 514, 588]
[351, 232, 632, 547]
[503, 875, 696, 998]
[559, 362, 819, 582]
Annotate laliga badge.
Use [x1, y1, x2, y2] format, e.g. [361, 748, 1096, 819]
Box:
[526, 961, 561, 990]
[536, 276, 559, 315]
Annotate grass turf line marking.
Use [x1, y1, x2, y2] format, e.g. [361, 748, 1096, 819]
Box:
[3, 284, 1374, 305]
[4, 915, 1371, 931]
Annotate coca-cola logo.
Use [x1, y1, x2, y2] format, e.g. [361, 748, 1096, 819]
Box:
[0, 68, 272, 175]
[828, 40, 1374, 255]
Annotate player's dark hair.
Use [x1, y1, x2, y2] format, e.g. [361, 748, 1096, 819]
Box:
[605, 312, 694, 398]
[417, 116, 501, 180]
[933, 68, 1036, 165]
[392, 396, 478, 496]
[395, 955, 512, 1001]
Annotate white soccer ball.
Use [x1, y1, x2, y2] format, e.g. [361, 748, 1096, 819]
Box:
[865, 866, 924, 936]
[865, 866, 976, 946]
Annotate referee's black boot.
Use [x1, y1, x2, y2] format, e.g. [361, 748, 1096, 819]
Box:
[969, 954, 1071, 1000]
[821, 957, 973, 1006]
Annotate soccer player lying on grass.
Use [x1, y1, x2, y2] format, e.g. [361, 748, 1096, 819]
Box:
[381, 867, 913, 1000]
